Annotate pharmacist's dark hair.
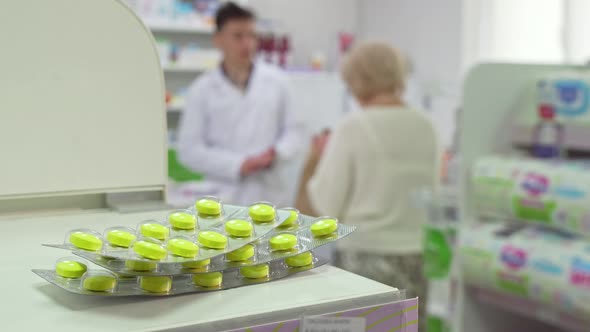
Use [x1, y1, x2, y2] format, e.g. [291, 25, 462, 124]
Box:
[215, 2, 255, 31]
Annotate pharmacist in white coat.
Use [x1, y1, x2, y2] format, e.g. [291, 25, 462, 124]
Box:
[177, 2, 303, 206]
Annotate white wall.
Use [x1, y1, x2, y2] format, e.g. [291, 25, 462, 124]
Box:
[249, 0, 463, 84]
[464, 0, 563, 66]
[248, 0, 358, 69]
[248, 0, 463, 148]
[357, 0, 463, 148]
[566, 0, 590, 63]
[358, 0, 462, 86]
[464, 0, 590, 66]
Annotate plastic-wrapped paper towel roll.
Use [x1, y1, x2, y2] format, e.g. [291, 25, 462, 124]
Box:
[459, 223, 590, 318]
[472, 156, 590, 237]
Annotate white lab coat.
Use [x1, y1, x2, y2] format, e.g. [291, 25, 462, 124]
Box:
[177, 62, 304, 206]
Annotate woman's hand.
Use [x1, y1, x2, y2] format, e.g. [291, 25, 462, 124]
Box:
[310, 129, 331, 159]
[297, 130, 330, 217]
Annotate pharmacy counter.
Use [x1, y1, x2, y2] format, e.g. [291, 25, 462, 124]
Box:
[1, 210, 403, 332]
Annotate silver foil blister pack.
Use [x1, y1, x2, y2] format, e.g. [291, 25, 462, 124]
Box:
[32, 253, 327, 297]
[43, 201, 293, 265]
[74, 217, 355, 276]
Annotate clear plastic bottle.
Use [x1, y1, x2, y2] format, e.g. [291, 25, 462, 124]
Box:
[532, 104, 564, 159]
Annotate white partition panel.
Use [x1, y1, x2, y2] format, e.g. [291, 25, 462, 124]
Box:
[0, 0, 167, 199]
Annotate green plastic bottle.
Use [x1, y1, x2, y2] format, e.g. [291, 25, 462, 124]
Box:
[423, 226, 454, 279]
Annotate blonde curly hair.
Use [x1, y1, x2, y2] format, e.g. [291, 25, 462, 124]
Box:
[341, 42, 407, 101]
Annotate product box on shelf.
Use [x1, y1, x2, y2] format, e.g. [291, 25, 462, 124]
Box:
[511, 72, 590, 154]
[472, 156, 590, 237]
[459, 223, 590, 320]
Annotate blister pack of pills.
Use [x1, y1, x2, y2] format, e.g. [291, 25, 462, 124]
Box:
[32, 252, 327, 297]
[34, 199, 358, 297]
[44, 199, 293, 264]
[74, 215, 355, 276]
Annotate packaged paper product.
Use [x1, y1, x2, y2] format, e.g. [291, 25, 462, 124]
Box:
[472, 156, 590, 237]
[459, 223, 590, 318]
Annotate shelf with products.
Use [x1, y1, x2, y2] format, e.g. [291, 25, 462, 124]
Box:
[455, 63, 590, 332]
[165, 91, 186, 113]
[155, 38, 221, 74]
[125, 0, 222, 117]
[125, 0, 219, 34]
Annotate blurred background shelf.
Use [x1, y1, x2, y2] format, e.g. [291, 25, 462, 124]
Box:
[162, 65, 210, 73]
[143, 19, 214, 34]
[167, 105, 184, 112]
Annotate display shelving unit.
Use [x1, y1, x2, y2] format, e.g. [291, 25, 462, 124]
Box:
[453, 63, 590, 332]
[141, 18, 215, 120]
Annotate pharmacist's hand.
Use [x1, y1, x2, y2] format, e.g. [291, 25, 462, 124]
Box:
[258, 147, 276, 169]
[240, 148, 276, 176]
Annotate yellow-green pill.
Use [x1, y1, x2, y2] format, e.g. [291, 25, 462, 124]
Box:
[83, 275, 117, 292]
[169, 212, 196, 230]
[311, 218, 338, 237]
[182, 259, 211, 269]
[225, 219, 253, 237]
[285, 252, 314, 267]
[167, 238, 199, 258]
[226, 244, 255, 261]
[140, 223, 169, 241]
[106, 230, 136, 248]
[133, 241, 167, 260]
[69, 232, 103, 251]
[269, 234, 297, 251]
[192, 272, 222, 287]
[280, 209, 299, 227]
[56, 261, 87, 278]
[198, 231, 227, 249]
[240, 264, 269, 279]
[195, 198, 221, 217]
[125, 260, 157, 272]
[140, 276, 172, 293]
[249, 203, 276, 222]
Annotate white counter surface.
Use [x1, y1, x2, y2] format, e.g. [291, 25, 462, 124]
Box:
[1, 209, 400, 332]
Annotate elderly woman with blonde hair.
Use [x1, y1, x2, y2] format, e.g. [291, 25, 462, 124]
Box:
[296, 42, 438, 330]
